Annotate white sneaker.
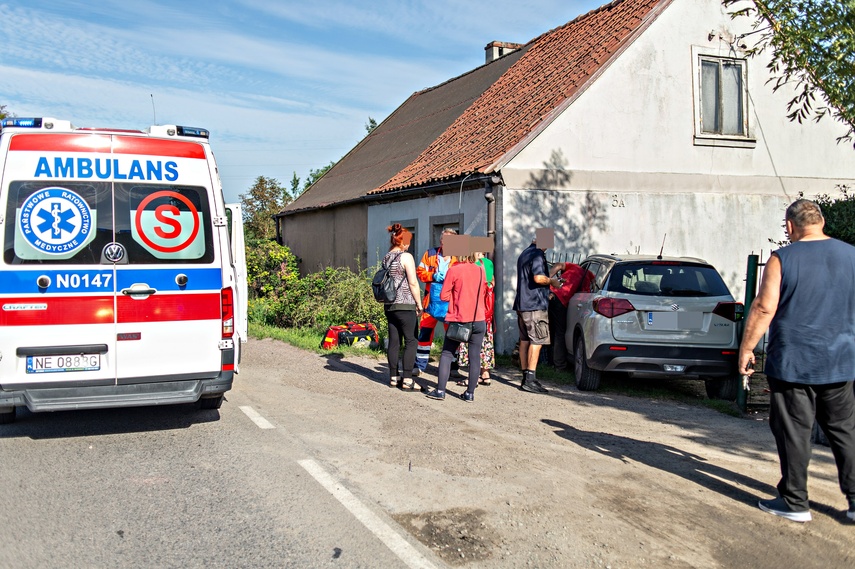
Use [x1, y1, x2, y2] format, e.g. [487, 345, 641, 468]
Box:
[758, 498, 811, 523]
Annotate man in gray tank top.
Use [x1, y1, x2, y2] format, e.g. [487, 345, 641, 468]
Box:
[739, 199, 855, 523]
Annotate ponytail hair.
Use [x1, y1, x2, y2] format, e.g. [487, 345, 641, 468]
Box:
[387, 223, 412, 248]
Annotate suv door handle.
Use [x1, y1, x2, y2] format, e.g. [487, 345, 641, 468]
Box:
[122, 283, 157, 297]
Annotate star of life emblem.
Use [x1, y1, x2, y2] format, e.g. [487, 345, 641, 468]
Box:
[19, 188, 93, 255]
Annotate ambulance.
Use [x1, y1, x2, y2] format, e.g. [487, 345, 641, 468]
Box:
[0, 117, 247, 424]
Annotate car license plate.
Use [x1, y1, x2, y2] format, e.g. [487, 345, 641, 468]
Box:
[646, 312, 703, 330]
[26, 354, 101, 374]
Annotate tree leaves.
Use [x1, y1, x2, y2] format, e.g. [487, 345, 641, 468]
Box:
[238, 176, 294, 240]
[725, 0, 855, 146]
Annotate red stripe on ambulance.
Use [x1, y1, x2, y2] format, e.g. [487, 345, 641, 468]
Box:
[9, 133, 112, 153]
[0, 296, 114, 326]
[9, 133, 206, 159]
[117, 293, 220, 323]
[112, 137, 206, 159]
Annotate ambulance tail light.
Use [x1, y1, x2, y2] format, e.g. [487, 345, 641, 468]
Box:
[221, 287, 235, 338]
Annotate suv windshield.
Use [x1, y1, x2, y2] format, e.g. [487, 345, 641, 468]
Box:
[606, 262, 731, 297]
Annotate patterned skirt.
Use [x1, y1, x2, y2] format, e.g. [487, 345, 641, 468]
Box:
[457, 321, 495, 370]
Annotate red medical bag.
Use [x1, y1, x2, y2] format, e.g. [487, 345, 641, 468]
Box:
[321, 322, 380, 350]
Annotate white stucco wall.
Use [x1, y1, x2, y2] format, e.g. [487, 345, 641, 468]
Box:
[509, 0, 855, 180]
[492, 0, 855, 354]
[366, 190, 491, 269]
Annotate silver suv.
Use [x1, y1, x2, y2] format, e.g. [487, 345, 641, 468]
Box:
[565, 255, 743, 400]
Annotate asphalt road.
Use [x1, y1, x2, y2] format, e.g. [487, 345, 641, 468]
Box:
[3, 337, 854, 569]
[0, 369, 439, 568]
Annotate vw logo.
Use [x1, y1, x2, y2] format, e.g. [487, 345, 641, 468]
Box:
[670, 304, 680, 311]
[103, 242, 126, 263]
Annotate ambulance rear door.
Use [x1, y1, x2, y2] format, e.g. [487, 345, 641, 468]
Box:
[109, 135, 223, 384]
[1, 132, 119, 388]
[225, 203, 248, 349]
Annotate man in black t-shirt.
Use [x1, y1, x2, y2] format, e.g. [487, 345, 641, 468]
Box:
[513, 238, 563, 393]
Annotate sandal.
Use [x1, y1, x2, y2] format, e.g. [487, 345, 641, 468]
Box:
[455, 380, 468, 387]
[390, 376, 401, 388]
[479, 376, 491, 386]
[402, 379, 417, 391]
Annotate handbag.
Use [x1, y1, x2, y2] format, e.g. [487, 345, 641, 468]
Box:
[445, 266, 483, 343]
[484, 284, 495, 323]
[446, 321, 472, 343]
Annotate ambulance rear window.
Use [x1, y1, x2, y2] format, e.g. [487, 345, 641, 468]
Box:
[4, 181, 214, 265]
[114, 183, 214, 264]
[4, 181, 112, 264]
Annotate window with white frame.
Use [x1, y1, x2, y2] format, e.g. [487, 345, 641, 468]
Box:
[698, 56, 748, 137]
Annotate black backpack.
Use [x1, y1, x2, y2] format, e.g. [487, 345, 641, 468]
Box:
[372, 252, 403, 303]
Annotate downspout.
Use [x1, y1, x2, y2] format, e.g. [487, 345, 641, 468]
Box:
[272, 213, 283, 244]
[486, 174, 507, 353]
[485, 178, 497, 247]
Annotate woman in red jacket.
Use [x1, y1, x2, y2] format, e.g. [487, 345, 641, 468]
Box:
[425, 253, 487, 402]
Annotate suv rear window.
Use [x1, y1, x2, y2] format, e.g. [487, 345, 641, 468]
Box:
[606, 262, 731, 297]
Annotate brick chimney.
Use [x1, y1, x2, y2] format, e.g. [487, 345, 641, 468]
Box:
[484, 41, 523, 63]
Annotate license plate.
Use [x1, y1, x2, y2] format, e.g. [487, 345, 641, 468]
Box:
[646, 312, 703, 331]
[26, 354, 101, 374]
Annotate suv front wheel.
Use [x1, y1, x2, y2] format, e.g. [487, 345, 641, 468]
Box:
[574, 336, 601, 391]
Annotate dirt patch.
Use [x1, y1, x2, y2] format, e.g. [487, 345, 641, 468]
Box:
[393, 508, 496, 565]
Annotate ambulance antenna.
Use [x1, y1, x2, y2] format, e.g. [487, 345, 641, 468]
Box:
[150, 94, 157, 125]
[657, 233, 667, 260]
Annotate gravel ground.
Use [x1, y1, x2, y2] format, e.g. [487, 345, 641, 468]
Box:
[244, 337, 855, 568]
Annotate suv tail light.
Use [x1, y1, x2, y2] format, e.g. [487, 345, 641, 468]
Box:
[221, 287, 234, 338]
[713, 301, 744, 322]
[594, 297, 635, 318]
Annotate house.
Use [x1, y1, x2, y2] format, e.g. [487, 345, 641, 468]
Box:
[276, 0, 855, 354]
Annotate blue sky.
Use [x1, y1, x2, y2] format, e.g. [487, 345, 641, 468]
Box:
[1, 0, 604, 203]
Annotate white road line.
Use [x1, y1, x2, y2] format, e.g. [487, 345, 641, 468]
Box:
[239, 405, 276, 429]
[298, 459, 438, 569]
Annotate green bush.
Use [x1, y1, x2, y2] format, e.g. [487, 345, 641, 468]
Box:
[245, 238, 300, 298]
[245, 239, 387, 335]
[770, 186, 855, 248]
[816, 185, 855, 246]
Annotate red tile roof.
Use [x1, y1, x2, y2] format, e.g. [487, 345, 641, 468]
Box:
[372, 0, 668, 194]
[281, 47, 525, 214]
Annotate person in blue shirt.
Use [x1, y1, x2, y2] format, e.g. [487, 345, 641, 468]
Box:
[513, 237, 564, 393]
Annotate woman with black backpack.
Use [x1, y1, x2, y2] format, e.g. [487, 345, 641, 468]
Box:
[382, 224, 423, 391]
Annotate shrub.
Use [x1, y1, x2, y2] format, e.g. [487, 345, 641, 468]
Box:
[245, 238, 299, 299]
[816, 185, 855, 246]
[244, 239, 387, 335]
[292, 266, 387, 331]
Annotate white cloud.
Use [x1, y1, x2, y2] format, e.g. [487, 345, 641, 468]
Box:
[2, 0, 605, 201]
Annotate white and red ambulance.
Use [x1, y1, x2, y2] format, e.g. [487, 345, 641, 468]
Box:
[0, 117, 247, 424]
